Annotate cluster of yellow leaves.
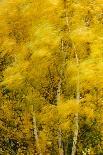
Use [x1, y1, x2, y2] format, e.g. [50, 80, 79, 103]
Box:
[1, 101, 13, 119]
[58, 100, 79, 118]
[81, 106, 94, 119]
[70, 27, 95, 43]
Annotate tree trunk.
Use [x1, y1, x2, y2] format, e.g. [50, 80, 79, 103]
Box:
[71, 51, 80, 155]
[63, 1, 80, 154]
[57, 39, 65, 155]
[57, 75, 64, 155]
[58, 128, 64, 155]
[31, 105, 42, 155]
[57, 0, 68, 152]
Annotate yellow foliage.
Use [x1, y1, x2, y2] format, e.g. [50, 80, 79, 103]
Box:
[91, 38, 103, 59]
[60, 121, 70, 131]
[49, 0, 59, 5]
[81, 106, 94, 119]
[95, 0, 103, 6]
[1, 101, 13, 119]
[58, 100, 79, 119]
[0, 0, 103, 154]
[70, 27, 95, 43]
[32, 48, 51, 58]
[2, 72, 24, 89]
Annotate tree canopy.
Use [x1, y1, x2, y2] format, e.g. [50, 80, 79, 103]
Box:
[0, 0, 103, 155]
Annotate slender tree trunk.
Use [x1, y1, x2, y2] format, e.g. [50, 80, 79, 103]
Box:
[57, 39, 65, 155]
[60, 1, 80, 154]
[31, 105, 42, 155]
[57, 66, 63, 155]
[63, 140, 68, 155]
[63, 1, 80, 154]
[71, 51, 80, 155]
[58, 128, 64, 155]
[57, 0, 68, 153]
[57, 80, 64, 155]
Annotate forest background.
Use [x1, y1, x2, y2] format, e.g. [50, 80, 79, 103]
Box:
[0, 0, 103, 154]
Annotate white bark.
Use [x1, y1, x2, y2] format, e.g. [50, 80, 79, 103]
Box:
[31, 105, 42, 155]
[57, 0, 68, 153]
[57, 78, 62, 104]
[63, 2, 79, 154]
[57, 39, 65, 155]
[57, 79, 63, 155]
[63, 1, 79, 154]
[58, 128, 64, 155]
[71, 50, 80, 155]
[57, 64, 63, 155]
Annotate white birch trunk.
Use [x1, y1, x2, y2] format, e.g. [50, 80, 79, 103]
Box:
[57, 79, 64, 155]
[31, 105, 42, 155]
[57, 39, 64, 155]
[57, 0, 68, 152]
[63, 0, 80, 154]
[58, 128, 64, 155]
[71, 51, 80, 155]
